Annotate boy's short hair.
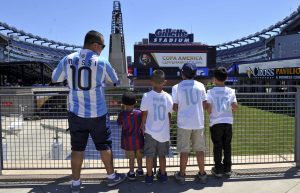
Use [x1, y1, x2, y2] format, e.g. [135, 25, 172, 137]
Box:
[151, 69, 165, 84]
[181, 62, 197, 79]
[122, 92, 136, 106]
[214, 67, 228, 82]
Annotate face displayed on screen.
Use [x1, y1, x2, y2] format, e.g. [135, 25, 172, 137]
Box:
[139, 54, 151, 66]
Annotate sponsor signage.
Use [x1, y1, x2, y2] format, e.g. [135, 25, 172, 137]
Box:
[196, 68, 209, 76]
[149, 29, 194, 44]
[245, 67, 275, 79]
[245, 66, 300, 79]
[238, 59, 300, 79]
[137, 53, 207, 68]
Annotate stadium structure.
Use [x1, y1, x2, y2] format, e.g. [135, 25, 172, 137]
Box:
[0, 3, 300, 88]
[0, 22, 80, 86]
[108, 1, 129, 86]
[215, 6, 300, 91]
[131, 30, 216, 86]
[216, 6, 300, 65]
[130, 6, 300, 89]
[0, 1, 128, 86]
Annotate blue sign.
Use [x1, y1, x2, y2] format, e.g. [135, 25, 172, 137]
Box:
[196, 68, 209, 77]
[227, 77, 238, 82]
[227, 63, 238, 75]
[149, 28, 194, 44]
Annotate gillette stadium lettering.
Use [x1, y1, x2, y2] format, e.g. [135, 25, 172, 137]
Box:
[149, 28, 194, 43]
[153, 38, 190, 43]
[155, 29, 188, 37]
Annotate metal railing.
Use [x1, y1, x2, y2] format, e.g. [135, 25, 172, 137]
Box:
[0, 86, 298, 170]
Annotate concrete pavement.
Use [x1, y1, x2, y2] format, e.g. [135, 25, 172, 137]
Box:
[0, 166, 300, 193]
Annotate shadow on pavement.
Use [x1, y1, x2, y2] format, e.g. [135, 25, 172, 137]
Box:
[0, 167, 299, 193]
[0, 176, 224, 193]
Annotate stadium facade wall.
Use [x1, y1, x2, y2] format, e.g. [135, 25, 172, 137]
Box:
[273, 34, 300, 59]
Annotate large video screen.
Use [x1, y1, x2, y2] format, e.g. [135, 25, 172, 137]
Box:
[132, 44, 216, 79]
[136, 52, 207, 68]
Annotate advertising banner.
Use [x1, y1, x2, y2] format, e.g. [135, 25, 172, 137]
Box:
[136, 52, 207, 68]
[238, 58, 300, 79]
[196, 68, 209, 76]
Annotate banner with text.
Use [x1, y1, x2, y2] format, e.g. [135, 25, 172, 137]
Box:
[238, 58, 300, 79]
[147, 53, 207, 68]
[149, 29, 194, 44]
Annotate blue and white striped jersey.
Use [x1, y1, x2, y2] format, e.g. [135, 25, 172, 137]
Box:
[52, 49, 119, 118]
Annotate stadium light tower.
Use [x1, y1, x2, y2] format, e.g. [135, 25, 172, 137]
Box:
[108, 1, 129, 86]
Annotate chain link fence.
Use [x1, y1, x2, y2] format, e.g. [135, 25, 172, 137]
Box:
[0, 86, 298, 170]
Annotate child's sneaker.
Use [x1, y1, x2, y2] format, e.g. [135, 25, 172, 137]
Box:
[127, 171, 136, 181]
[106, 173, 126, 187]
[136, 169, 144, 176]
[174, 171, 186, 185]
[157, 170, 168, 183]
[70, 181, 81, 193]
[224, 170, 233, 177]
[197, 172, 207, 184]
[211, 167, 223, 178]
[145, 174, 154, 185]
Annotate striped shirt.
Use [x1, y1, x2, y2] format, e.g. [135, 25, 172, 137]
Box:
[52, 49, 119, 118]
[117, 109, 144, 151]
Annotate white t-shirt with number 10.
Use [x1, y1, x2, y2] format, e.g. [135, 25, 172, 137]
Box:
[207, 86, 237, 127]
[140, 90, 173, 143]
[172, 80, 207, 130]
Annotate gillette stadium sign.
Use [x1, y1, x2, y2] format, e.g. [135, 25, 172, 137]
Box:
[149, 29, 194, 43]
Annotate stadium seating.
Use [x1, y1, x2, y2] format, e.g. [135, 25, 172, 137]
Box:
[216, 41, 268, 66]
[5, 39, 75, 64]
[0, 21, 80, 65]
[215, 6, 300, 66]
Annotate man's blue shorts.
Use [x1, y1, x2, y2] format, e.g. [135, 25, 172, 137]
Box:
[67, 112, 112, 151]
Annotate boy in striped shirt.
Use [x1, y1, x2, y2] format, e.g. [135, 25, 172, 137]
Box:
[52, 30, 125, 191]
[117, 92, 144, 180]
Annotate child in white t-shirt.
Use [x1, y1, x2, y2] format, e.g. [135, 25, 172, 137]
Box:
[207, 67, 238, 177]
[172, 63, 208, 184]
[140, 69, 173, 185]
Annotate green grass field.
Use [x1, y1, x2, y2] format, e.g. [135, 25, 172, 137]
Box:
[171, 105, 295, 156]
[111, 90, 295, 156]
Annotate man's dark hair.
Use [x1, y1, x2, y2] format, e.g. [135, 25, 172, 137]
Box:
[122, 92, 136, 106]
[84, 30, 103, 46]
[214, 67, 228, 82]
[151, 69, 165, 84]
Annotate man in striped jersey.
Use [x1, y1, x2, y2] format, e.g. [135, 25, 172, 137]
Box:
[52, 30, 125, 191]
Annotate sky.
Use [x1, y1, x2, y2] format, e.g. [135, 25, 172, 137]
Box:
[0, 0, 299, 59]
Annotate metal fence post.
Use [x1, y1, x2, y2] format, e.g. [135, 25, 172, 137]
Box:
[0, 96, 3, 175]
[296, 87, 300, 168]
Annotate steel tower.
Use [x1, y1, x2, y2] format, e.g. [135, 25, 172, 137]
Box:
[109, 1, 128, 86]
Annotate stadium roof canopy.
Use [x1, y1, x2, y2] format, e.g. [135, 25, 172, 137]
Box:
[0, 21, 81, 50]
[216, 6, 300, 50]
